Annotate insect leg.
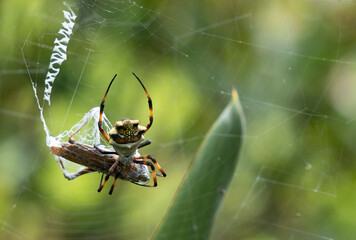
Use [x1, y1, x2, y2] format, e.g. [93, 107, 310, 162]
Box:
[66, 167, 96, 180]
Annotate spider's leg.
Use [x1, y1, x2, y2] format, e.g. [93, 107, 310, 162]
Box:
[98, 174, 110, 192]
[58, 153, 96, 180]
[132, 159, 157, 187]
[109, 173, 119, 195]
[98, 173, 104, 188]
[138, 140, 152, 149]
[135, 155, 166, 177]
[98, 74, 117, 142]
[94, 144, 117, 154]
[132, 73, 153, 133]
[97, 159, 119, 192]
[66, 167, 96, 180]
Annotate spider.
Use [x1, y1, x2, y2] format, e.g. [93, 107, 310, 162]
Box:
[64, 73, 166, 194]
[96, 73, 166, 193]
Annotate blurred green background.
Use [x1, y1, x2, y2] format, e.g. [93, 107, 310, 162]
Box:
[1, 0, 356, 239]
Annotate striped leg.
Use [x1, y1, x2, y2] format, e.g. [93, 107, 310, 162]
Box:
[97, 159, 119, 192]
[109, 173, 119, 195]
[131, 159, 157, 187]
[135, 155, 166, 177]
[132, 73, 153, 132]
[98, 74, 118, 142]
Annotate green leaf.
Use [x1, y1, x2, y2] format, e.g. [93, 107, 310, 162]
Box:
[152, 89, 245, 240]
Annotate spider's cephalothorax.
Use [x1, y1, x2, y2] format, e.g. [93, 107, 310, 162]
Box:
[110, 119, 146, 144]
[95, 73, 166, 194]
[109, 119, 147, 159]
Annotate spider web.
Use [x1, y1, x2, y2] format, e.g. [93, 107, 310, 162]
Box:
[1, 0, 356, 239]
